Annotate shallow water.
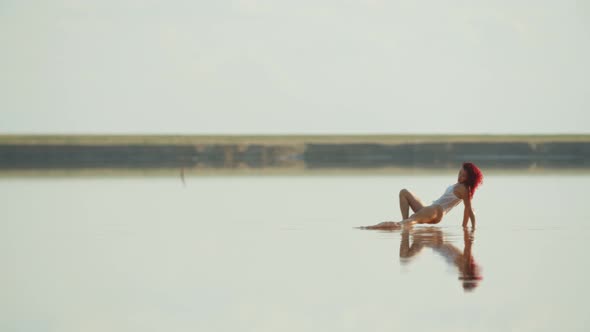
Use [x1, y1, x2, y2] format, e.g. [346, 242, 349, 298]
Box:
[1, 174, 589, 331]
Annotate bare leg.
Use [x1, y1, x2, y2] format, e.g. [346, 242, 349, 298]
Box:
[400, 205, 443, 225]
[359, 193, 441, 230]
[399, 189, 424, 220]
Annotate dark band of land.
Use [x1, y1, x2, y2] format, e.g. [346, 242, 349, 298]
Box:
[3, 134, 590, 145]
[1, 134, 589, 175]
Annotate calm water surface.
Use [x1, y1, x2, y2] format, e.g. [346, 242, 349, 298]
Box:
[1, 174, 589, 331]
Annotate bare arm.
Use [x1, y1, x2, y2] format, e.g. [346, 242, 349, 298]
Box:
[456, 185, 476, 228]
[463, 198, 476, 228]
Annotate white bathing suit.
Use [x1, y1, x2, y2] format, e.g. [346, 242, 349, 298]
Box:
[432, 184, 462, 214]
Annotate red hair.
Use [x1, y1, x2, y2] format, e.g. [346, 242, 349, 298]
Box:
[462, 162, 483, 199]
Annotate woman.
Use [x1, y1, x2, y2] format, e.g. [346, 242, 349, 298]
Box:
[364, 162, 483, 229]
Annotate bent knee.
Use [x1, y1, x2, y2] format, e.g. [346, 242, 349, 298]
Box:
[399, 188, 409, 196]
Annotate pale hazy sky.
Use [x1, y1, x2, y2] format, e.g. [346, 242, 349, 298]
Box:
[1, 1, 588, 134]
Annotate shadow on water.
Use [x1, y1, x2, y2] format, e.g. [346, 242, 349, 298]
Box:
[368, 226, 483, 292]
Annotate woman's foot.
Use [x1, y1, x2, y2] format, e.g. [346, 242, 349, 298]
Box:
[360, 221, 402, 230]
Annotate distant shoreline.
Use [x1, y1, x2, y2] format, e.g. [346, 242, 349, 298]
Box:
[1, 134, 590, 145]
[1, 134, 589, 174]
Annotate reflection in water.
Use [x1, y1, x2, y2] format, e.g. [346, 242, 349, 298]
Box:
[398, 227, 483, 292]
